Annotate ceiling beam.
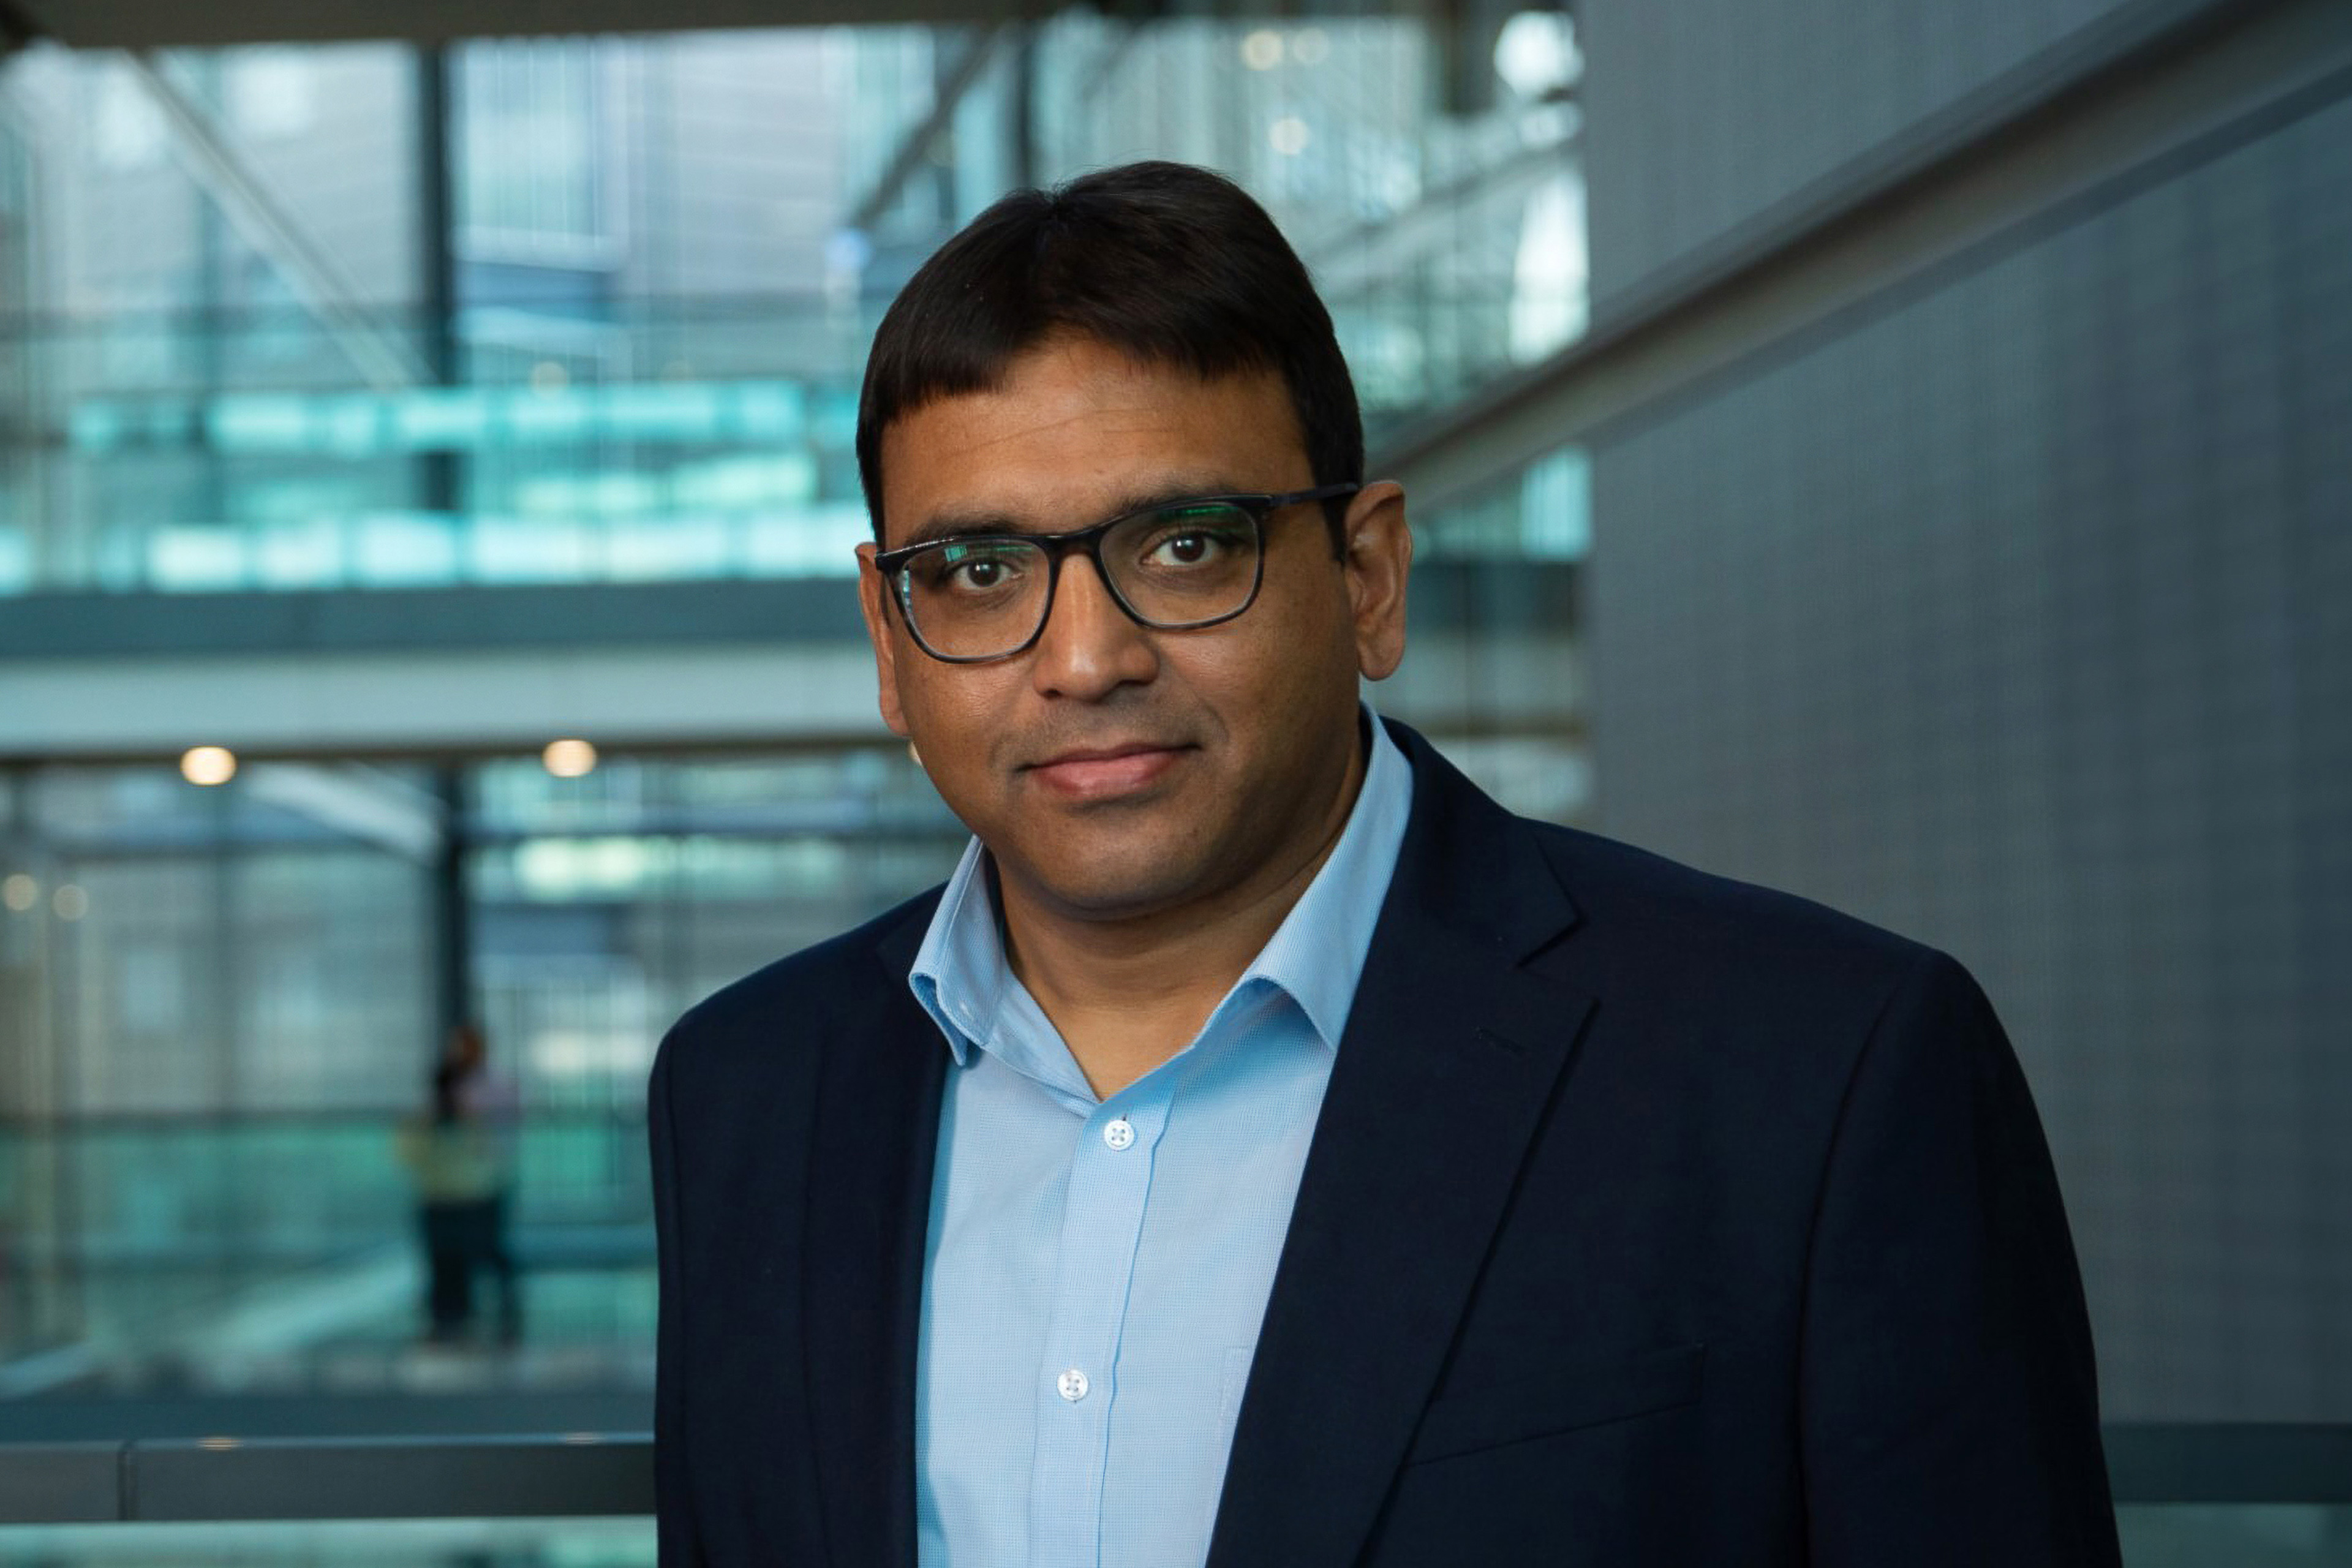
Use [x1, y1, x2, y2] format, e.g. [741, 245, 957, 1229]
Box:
[6, 0, 1060, 50]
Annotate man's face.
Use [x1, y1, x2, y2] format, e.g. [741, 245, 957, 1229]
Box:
[857, 334, 1410, 926]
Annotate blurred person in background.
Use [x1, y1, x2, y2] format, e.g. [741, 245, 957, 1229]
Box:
[398, 1025, 522, 1346]
[649, 162, 2119, 1567]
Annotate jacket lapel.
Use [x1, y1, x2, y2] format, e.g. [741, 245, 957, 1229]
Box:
[799, 904, 949, 1568]
[1206, 724, 1595, 1568]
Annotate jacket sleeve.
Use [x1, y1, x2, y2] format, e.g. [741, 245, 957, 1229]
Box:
[1798, 949, 2121, 1565]
[649, 1028, 704, 1568]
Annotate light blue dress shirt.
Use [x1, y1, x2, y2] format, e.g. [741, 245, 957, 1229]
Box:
[907, 711, 1414, 1568]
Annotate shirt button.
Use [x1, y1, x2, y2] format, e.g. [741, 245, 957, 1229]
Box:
[1102, 1118, 1135, 1151]
[1057, 1368, 1090, 1402]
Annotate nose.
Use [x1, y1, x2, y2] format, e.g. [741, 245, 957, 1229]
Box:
[1030, 554, 1159, 700]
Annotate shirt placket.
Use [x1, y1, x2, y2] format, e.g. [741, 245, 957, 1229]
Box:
[1026, 1087, 1170, 1568]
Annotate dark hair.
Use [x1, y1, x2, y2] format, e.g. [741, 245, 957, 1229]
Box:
[856, 160, 1362, 550]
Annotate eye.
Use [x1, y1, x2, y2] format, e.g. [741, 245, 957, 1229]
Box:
[1152, 531, 1215, 565]
[915, 540, 1033, 595]
[1137, 508, 1251, 568]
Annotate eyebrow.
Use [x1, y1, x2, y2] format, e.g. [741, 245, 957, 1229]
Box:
[896, 477, 1247, 551]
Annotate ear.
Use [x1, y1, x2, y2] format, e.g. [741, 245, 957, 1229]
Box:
[854, 542, 913, 739]
[1340, 481, 1412, 681]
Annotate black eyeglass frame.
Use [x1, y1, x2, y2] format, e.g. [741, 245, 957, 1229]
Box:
[870, 482, 1361, 664]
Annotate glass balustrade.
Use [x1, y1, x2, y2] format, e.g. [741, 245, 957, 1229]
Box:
[0, 1114, 655, 1401]
[0, 1518, 660, 1566]
[0, 282, 1580, 598]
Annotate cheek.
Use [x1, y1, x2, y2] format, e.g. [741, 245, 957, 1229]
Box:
[900, 671, 1017, 777]
[1226, 578, 1356, 699]
[1177, 620, 1348, 753]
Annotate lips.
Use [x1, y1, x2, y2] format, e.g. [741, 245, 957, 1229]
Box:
[1023, 741, 1191, 801]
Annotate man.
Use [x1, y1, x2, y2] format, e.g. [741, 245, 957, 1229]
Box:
[650, 161, 2120, 1566]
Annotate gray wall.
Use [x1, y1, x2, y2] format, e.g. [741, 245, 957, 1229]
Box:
[1579, 2, 2351, 1420]
[1580, 0, 2138, 295]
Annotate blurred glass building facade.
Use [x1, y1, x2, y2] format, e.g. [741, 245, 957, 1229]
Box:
[0, 3, 1591, 1417]
[1, 0, 2348, 1558]
[0, 21, 1586, 598]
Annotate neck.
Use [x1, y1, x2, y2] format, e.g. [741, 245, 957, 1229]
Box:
[997, 730, 1368, 1099]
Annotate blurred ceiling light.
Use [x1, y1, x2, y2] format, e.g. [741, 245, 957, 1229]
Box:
[543, 738, 600, 778]
[53, 884, 89, 921]
[181, 745, 238, 786]
[530, 360, 570, 393]
[1495, 11, 1583, 100]
[1269, 116, 1311, 156]
[1241, 29, 1283, 70]
[1292, 28, 1330, 66]
[2, 873, 37, 913]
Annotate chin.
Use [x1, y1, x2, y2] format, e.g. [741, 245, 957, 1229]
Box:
[1033, 873, 1188, 921]
[1015, 847, 1212, 921]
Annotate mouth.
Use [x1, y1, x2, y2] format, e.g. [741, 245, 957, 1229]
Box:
[1022, 741, 1192, 801]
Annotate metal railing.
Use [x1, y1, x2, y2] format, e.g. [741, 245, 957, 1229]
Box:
[2, 1423, 2349, 1524]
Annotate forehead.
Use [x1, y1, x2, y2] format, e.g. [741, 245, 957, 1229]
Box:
[876, 337, 1308, 545]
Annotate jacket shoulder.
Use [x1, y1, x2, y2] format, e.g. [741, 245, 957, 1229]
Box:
[1506, 818, 2011, 1163]
[660, 883, 944, 1065]
[1387, 716, 1938, 997]
[1523, 816, 1947, 1008]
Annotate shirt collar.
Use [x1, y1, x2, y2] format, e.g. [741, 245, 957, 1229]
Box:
[1227, 709, 1412, 1048]
[908, 835, 1004, 1069]
[908, 706, 1415, 1064]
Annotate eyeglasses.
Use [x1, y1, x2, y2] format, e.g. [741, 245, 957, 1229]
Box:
[870, 483, 1359, 663]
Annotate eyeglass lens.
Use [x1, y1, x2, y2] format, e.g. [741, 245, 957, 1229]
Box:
[899, 501, 1262, 658]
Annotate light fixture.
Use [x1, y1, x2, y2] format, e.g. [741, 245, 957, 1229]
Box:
[180, 745, 238, 786]
[1269, 116, 1311, 156]
[53, 884, 88, 921]
[543, 738, 599, 778]
[1494, 12, 1582, 101]
[1240, 29, 1283, 70]
[1, 873, 37, 913]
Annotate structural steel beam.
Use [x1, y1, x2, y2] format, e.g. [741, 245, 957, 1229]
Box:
[845, 26, 1006, 236]
[120, 51, 426, 391]
[1, 0, 1063, 49]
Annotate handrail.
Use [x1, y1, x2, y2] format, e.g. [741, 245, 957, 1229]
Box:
[1, 1424, 2346, 1524]
[0, 1434, 654, 1524]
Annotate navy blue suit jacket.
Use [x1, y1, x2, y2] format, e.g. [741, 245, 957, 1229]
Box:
[650, 719, 2120, 1565]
